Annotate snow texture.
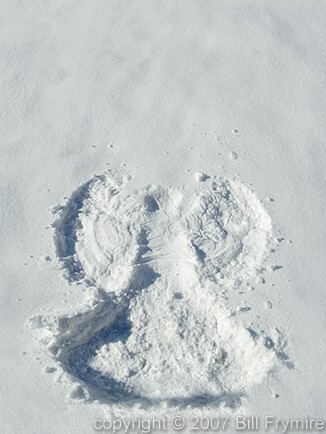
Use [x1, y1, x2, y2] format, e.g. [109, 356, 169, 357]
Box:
[2, 1, 326, 433]
[46, 173, 276, 407]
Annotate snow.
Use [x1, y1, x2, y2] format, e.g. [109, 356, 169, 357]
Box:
[47, 174, 275, 405]
[1, 1, 326, 433]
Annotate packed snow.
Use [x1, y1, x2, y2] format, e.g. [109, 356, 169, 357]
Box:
[41, 173, 276, 407]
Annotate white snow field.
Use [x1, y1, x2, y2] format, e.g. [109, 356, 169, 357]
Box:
[1, 1, 326, 433]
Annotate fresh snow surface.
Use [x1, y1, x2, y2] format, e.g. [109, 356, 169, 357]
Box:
[1, 2, 326, 434]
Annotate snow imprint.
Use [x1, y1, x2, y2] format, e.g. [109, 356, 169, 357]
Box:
[49, 173, 276, 408]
